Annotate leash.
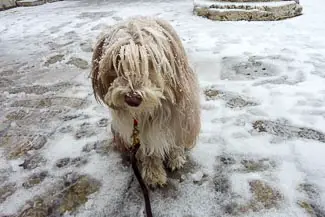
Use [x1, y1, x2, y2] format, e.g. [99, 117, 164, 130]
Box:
[130, 119, 153, 217]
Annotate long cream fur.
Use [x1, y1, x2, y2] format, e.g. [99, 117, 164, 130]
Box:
[90, 16, 201, 187]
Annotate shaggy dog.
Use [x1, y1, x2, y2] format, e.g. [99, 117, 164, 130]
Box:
[90, 16, 201, 187]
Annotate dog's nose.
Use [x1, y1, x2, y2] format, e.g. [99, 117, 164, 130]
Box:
[125, 92, 142, 107]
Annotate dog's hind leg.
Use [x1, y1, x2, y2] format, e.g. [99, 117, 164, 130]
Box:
[166, 145, 186, 172]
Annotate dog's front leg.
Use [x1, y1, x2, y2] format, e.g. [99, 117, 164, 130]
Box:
[136, 151, 167, 188]
[166, 145, 186, 171]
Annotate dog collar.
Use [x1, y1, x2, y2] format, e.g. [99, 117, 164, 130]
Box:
[133, 119, 138, 127]
[131, 119, 140, 149]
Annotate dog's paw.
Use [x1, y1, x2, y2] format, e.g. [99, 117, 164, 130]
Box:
[142, 165, 167, 188]
[166, 155, 186, 172]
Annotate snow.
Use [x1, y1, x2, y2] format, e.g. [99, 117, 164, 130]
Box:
[1, 0, 325, 216]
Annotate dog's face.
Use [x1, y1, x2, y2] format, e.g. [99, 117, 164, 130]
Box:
[92, 17, 187, 116]
[104, 67, 168, 115]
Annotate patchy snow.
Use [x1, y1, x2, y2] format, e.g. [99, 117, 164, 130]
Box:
[1, 0, 325, 217]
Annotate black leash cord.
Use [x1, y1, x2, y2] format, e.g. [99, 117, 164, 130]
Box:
[130, 144, 153, 217]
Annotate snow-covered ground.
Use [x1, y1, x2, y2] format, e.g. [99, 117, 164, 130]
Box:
[1, 0, 325, 216]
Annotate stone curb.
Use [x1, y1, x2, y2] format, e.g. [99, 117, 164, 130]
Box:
[16, 0, 45, 7]
[0, 0, 63, 11]
[0, 0, 16, 10]
[215, 0, 299, 2]
[193, 0, 303, 21]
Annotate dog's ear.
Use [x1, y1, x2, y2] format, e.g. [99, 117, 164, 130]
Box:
[154, 18, 193, 105]
[90, 35, 106, 103]
[90, 34, 116, 104]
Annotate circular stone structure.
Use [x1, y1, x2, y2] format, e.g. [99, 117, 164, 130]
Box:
[0, 0, 16, 10]
[193, 0, 303, 21]
[15, 0, 63, 7]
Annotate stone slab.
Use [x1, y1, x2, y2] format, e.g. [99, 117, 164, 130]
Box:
[16, 0, 45, 7]
[193, 0, 303, 21]
[15, 0, 63, 7]
[216, 0, 299, 2]
[46, 0, 63, 2]
[0, 0, 16, 10]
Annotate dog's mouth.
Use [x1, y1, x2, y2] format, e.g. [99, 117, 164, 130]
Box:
[125, 92, 143, 107]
